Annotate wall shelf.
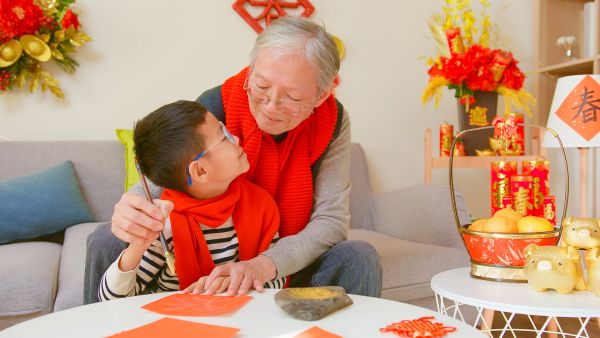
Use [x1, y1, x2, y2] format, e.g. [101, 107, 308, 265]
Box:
[537, 56, 597, 76]
[424, 129, 543, 184]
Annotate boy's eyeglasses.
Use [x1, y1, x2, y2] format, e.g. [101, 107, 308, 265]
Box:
[186, 121, 236, 186]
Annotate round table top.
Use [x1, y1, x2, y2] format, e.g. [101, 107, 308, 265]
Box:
[0, 289, 485, 338]
[431, 268, 600, 317]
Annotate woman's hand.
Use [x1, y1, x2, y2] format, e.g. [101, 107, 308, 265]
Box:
[204, 255, 277, 296]
[182, 276, 231, 295]
[111, 192, 173, 245]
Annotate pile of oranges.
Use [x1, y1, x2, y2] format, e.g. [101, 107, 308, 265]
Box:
[469, 208, 554, 233]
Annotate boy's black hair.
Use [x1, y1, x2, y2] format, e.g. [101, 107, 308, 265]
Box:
[134, 100, 208, 192]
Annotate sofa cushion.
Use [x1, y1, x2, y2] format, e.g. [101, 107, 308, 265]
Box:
[54, 222, 101, 312]
[0, 161, 95, 244]
[348, 229, 468, 301]
[115, 129, 140, 192]
[0, 242, 61, 329]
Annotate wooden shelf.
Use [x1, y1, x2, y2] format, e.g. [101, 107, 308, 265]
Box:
[424, 129, 544, 184]
[536, 56, 598, 76]
[432, 155, 542, 169]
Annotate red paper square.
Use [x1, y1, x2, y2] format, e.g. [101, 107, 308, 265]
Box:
[555, 75, 600, 141]
[142, 293, 252, 316]
[295, 326, 342, 338]
[105, 317, 239, 338]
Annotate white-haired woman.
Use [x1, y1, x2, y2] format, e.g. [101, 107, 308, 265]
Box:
[85, 16, 382, 302]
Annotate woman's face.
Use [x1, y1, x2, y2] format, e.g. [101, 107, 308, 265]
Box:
[247, 48, 332, 136]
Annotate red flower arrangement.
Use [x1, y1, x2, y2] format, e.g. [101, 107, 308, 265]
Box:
[0, 0, 44, 43]
[422, 0, 535, 117]
[0, 0, 91, 98]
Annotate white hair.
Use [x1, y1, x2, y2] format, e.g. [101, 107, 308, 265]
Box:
[250, 17, 340, 93]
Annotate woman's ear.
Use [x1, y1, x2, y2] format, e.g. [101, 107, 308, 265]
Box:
[188, 161, 209, 184]
[314, 83, 335, 108]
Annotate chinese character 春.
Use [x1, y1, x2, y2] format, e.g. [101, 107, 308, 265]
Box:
[572, 86, 600, 123]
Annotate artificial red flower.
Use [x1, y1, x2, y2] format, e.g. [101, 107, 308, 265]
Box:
[61, 9, 79, 30]
[501, 62, 525, 90]
[0, 0, 44, 43]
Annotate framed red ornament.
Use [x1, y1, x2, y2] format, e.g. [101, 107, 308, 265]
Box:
[232, 0, 315, 33]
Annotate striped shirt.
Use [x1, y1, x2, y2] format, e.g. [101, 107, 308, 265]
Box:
[99, 216, 285, 301]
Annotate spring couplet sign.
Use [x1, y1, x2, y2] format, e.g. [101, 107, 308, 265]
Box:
[556, 75, 600, 141]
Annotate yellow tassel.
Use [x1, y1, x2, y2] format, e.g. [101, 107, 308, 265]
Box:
[422, 77, 450, 106]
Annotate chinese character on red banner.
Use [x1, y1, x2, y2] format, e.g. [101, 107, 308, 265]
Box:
[556, 75, 600, 141]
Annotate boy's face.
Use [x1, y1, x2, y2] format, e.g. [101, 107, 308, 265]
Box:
[193, 113, 249, 186]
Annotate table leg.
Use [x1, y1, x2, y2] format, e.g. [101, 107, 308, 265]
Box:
[546, 317, 558, 338]
[482, 308, 494, 336]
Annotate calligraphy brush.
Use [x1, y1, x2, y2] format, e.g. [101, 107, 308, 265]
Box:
[134, 160, 176, 275]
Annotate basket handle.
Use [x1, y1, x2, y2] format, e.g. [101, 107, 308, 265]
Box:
[448, 124, 569, 234]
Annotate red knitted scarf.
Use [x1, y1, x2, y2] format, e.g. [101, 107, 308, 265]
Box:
[221, 67, 338, 237]
[161, 178, 279, 290]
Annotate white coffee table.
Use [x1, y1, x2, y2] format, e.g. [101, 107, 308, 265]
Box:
[431, 268, 600, 338]
[0, 289, 485, 338]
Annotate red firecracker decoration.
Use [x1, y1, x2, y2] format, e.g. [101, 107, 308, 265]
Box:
[232, 0, 314, 33]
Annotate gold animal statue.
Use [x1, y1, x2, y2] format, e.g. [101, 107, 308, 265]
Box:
[523, 244, 581, 294]
[560, 217, 600, 292]
[586, 248, 600, 297]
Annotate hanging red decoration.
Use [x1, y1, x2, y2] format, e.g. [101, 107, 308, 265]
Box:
[232, 0, 315, 34]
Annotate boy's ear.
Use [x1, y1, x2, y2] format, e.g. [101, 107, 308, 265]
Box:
[188, 161, 209, 184]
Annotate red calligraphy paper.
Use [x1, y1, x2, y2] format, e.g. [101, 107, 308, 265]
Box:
[294, 326, 342, 338]
[105, 317, 239, 338]
[142, 293, 252, 316]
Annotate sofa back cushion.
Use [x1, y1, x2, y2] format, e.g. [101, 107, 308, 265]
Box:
[349, 143, 376, 230]
[0, 141, 125, 222]
[0, 161, 94, 244]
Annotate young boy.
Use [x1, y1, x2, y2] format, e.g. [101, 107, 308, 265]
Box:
[98, 100, 284, 300]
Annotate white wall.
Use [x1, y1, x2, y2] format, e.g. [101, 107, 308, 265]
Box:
[3, 1, 595, 218]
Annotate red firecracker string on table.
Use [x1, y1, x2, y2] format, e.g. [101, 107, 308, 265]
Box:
[380, 316, 457, 337]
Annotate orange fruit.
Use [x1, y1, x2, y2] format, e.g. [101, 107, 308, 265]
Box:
[517, 216, 554, 233]
[493, 208, 523, 224]
[484, 216, 518, 233]
[469, 219, 487, 231]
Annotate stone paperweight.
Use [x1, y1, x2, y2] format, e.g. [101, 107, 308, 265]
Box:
[274, 286, 353, 321]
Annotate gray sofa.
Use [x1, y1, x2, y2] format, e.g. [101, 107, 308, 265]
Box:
[0, 141, 469, 329]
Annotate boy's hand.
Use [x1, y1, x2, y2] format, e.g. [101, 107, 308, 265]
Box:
[204, 255, 277, 296]
[182, 276, 231, 295]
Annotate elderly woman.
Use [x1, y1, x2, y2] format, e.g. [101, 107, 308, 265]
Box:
[85, 16, 382, 302]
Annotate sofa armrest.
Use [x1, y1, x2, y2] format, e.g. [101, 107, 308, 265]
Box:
[372, 185, 470, 249]
[53, 222, 101, 312]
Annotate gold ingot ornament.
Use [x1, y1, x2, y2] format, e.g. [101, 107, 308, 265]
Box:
[332, 35, 345, 60]
[20, 35, 51, 62]
[523, 244, 581, 294]
[0, 40, 23, 68]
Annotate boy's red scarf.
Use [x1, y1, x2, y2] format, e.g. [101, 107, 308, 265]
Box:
[221, 67, 338, 237]
[161, 178, 279, 290]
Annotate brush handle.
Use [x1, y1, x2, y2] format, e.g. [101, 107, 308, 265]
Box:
[134, 161, 176, 275]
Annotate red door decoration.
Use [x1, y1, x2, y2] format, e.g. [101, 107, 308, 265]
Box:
[232, 0, 315, 33]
